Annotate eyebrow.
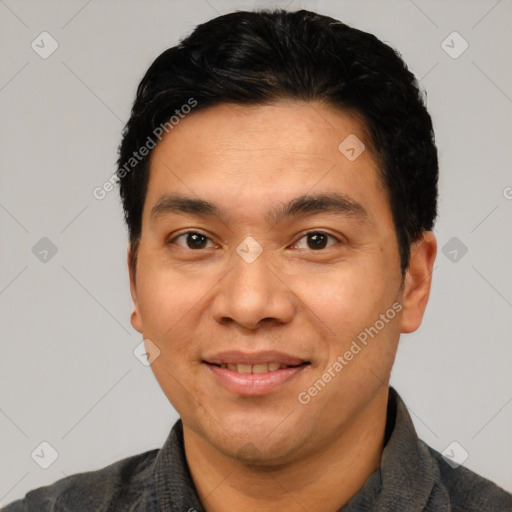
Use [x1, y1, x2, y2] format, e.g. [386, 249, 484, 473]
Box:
[150, 192, 368, 226]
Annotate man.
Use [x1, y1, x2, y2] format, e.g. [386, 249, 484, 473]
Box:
[4, 8, 511, 512]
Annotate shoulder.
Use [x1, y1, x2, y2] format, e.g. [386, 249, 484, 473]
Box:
[2, 448, 159, 512]
[423, 441, 512, 511]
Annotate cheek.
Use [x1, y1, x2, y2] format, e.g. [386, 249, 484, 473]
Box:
[286, 258, 400, 372]
[136, 265, 202, 347]
[290, 264, 384, 332]
[136, 269, 206, 408]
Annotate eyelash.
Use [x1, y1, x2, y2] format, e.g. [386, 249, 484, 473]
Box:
[167, 230, 340, 251]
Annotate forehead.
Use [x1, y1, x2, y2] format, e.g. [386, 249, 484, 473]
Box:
[144, 100, 390, 226]
[151, 100, 377, 168]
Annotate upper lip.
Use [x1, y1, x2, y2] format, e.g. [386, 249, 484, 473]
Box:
[203, 350, 308, 366]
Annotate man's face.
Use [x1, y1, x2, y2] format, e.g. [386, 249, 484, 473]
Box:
[130, 101, 414, 464]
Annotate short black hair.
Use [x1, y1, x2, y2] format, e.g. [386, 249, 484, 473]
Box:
[117, 8, 438, 274]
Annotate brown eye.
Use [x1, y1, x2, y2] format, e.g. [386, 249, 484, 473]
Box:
[170, 232, 215, 250]
[293, 232, 338, 250]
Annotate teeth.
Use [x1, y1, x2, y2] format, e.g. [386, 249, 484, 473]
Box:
[237, 364, 252, 374]
[219, 362, 291, 373]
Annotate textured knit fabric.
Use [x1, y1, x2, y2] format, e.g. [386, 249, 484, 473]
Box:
[4, 387, 512, 511]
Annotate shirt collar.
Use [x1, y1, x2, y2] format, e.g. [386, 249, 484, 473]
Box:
[341, 387, 436, 511]
[150, 419, 205, 512]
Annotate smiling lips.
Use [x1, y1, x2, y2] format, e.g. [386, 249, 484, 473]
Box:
[203, 351, 310, 395]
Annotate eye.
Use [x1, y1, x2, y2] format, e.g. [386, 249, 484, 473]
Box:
[168, 230, 339, 251]
[292, 231, 339, 250]
[169, 231, 217, 250]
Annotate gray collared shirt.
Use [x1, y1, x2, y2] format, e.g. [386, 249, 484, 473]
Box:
[4, 387, 512, 511]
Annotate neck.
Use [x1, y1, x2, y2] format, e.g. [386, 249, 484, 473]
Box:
[183, 387, 389, 512]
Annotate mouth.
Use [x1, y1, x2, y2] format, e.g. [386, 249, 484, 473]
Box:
[202, 351, 311, 396]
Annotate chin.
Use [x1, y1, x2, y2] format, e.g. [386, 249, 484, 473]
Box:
[222, 436, 302, 468]
[200, 414, 308, 467]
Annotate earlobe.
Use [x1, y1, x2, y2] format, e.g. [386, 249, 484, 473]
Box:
[127, 244, 143, 334]
[399, 231, 437, 334]
[130, 309, 142, 333]
[130, 306, 143, 334]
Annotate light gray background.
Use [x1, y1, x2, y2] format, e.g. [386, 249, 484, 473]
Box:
[1, 0, 511, 505]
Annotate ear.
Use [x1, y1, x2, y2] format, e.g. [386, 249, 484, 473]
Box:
[399, 231, 437, 334]
[128, 243, 143, 334]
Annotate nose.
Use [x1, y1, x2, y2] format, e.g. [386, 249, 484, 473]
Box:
[210, 248, 296, 331]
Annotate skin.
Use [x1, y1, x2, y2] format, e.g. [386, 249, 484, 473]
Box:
[128, 100, 437, 511]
